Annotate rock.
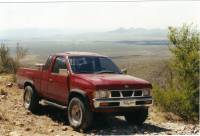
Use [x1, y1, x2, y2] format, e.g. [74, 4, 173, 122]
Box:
[191, 126, 196, 131]
[67, 126, 74, 131]
[0, 95, 7, 100]
[62, 126, 68, 131]
[16, 122, 24, 127]
[90, 133, 95, 136]
[19, 123, 24, 127]
[9, 131, 21, 136]
[184, 126, 188, 131]
[48, 129, 54, 133]
[24, 127, 31, 131]
[160, 132, 166, 135]
[26, 111, 31, 115]
[6, 82, 13, 88]
[152, 132, 158, 135]
[166, 131, 172, 135]
[0, 89, 8, 96]
[193, 129, 199, 134]
[52, 123, 59, 126]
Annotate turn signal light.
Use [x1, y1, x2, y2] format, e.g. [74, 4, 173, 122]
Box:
[99, 102, 109, 107]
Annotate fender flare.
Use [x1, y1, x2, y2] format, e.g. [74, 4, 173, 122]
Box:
[23, 80, 39, 96]
[24, 80, 34, 89]
[67, 89, 90, 106]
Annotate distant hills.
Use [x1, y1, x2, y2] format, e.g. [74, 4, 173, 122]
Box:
[108, 27, 167, 35]
[0, 27, 168, 43]
[0, 28, 70, 41]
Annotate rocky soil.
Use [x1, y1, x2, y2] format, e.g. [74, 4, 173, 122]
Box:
[0, 75, 199, 136]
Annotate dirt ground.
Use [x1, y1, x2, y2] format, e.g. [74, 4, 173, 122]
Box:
[0, 75, 199, 136]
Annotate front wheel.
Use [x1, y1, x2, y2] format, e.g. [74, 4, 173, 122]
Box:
[124, 108, 148, 125]
[68, 97, 93, 131]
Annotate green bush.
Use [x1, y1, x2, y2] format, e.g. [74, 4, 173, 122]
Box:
[153, 85, 198, 121]
[0, 43, 28, 75]
[153, 24, 199, 122]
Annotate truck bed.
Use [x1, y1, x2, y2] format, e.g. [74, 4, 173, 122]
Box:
[17, 68, 42, 90]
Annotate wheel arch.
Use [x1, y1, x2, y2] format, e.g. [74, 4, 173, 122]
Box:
[23, 81, 38, 96]
[67, 89, 90, 107]
[24, 81, 34, 89]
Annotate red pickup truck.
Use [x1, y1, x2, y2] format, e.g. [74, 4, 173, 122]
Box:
[17, 52, 152, 130]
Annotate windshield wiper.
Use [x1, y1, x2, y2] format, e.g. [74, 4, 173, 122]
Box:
[95, 70, 115, 74]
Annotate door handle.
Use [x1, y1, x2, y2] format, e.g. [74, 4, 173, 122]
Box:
[49, 78, 53, 82]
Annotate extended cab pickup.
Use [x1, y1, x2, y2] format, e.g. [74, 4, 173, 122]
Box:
[17, 52, 152, 130]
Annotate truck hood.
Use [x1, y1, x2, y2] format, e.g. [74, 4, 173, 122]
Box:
[75, 74, 152, 90]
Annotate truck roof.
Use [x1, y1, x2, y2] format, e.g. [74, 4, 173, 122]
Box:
[56, 51, 107, 57]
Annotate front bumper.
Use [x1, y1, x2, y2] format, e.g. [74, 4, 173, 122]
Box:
[93, 96, 153, 108]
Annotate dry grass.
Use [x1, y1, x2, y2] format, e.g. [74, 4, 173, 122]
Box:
[113, 55, 170, 85]
[0, 73, 180, 136]
[0, 74, 85, 136]
[0, 58, 190, 136]
[149, 106, 183, 123]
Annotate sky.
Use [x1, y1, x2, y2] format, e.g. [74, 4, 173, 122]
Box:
[0, 0, 200, 33]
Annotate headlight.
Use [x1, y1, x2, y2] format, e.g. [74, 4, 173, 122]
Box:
[143, 89, 151, 96]
[94, 90, 111, 98]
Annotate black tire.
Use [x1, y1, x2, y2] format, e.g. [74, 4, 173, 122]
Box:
[68, 97, 93, 131]
[23, 85, 40, 113]
[124, 108, 148, 125]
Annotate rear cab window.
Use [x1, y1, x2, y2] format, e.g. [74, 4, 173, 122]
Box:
[52, 56, 67, 75]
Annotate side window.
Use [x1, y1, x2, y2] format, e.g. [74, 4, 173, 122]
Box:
[43, 56, 52, 71]
[52, 57, 67, 74]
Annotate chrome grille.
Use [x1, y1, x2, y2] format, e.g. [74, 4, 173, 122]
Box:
[110, 90, 143, 98]
[111, 91, 120, 97]
[122, 91, 133, 97]
[134, 90, 142, 96]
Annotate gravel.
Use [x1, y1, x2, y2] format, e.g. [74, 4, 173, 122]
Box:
[0, 80, 199, 136]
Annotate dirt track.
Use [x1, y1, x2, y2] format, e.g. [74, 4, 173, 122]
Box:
[0, 75, 199, 136]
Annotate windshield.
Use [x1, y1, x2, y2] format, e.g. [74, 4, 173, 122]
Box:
[69, 56, 121, 74]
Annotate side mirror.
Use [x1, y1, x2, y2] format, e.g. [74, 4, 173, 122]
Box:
[59, 69, 69, 77]
[121, 68, 127, 74]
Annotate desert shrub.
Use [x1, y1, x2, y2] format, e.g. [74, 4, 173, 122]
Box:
[153, 85, 198, 121]
[0, 43, 13, 73]
[0, 43, 27, 74]
[153, 24, 199, 122]
[0, 88, 8, 96]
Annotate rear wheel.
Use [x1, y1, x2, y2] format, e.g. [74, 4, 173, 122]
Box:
[124, 108, 148, 125]
[24, 85, 40, 112]
[68, 97, 93, 131]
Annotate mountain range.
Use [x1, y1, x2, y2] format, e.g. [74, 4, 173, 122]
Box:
[0, 27, 168, 42]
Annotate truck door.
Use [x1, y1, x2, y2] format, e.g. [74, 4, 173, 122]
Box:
[47, 56, 69, 105]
